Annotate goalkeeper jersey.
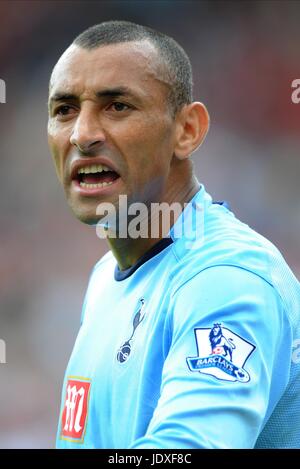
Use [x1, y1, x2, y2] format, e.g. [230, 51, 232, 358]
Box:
[56, 185, 300, 448]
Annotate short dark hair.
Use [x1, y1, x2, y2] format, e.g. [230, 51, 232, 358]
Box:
[73, 20, 193, 114]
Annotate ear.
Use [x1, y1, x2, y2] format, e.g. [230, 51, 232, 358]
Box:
[174, 102, 210, 160]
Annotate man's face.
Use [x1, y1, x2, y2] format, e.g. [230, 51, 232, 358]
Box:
[48, 41, 178, 225]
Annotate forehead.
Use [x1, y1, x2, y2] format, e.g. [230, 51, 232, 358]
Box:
[49, 41, 167, 100]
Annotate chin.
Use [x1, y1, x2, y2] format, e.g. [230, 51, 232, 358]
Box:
[75, 212, 101, 226]
[66, 196, 98, 225]
[67, 204, 99, 225]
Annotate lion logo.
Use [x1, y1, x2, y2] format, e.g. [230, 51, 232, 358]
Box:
[209, 323, 236, 362]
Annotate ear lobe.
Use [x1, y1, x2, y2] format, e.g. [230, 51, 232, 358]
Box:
[174, 102, 210, 160]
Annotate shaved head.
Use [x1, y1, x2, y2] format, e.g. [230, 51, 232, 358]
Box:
[71, 20, 193, 115]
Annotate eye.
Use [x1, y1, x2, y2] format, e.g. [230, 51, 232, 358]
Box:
[55, 105, 74, 116]
[109, 102, 131, 112]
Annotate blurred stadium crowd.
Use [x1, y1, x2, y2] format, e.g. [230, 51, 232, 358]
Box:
[0, 0, 299, 447]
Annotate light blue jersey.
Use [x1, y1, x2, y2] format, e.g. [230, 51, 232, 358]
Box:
[56, 186, 300, 448]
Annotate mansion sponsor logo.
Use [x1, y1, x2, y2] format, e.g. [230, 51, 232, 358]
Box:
[60, 377, 91, 443]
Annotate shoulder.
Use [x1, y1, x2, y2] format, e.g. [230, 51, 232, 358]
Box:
[169, 264, 285, 329]
[170, 196, 298, 309]
[167, 191, 300, 334]
[85, 249, 115, 292]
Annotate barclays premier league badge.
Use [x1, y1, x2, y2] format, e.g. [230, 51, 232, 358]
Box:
[187, 323, 256, 383]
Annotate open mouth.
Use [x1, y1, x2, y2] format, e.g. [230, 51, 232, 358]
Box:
[75, 164, 120, 189]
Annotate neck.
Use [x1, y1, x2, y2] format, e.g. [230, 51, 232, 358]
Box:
[107, 174, 200, 271]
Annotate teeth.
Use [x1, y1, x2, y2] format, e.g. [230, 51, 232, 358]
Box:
[78, 164, 112, 174]
[79, 181, 114, 188]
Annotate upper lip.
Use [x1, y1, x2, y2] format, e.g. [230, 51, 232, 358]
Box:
[70, 157, 120, 180]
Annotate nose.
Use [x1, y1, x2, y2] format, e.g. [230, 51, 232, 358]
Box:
[70, 106, 105, 154]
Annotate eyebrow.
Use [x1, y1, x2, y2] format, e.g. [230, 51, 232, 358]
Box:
[96, 86, 137, 100]
[49, 87, 140, 105]
[49, 92, 77, 103]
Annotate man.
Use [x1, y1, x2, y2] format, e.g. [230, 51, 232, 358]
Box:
[48, 21, 300, 449]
